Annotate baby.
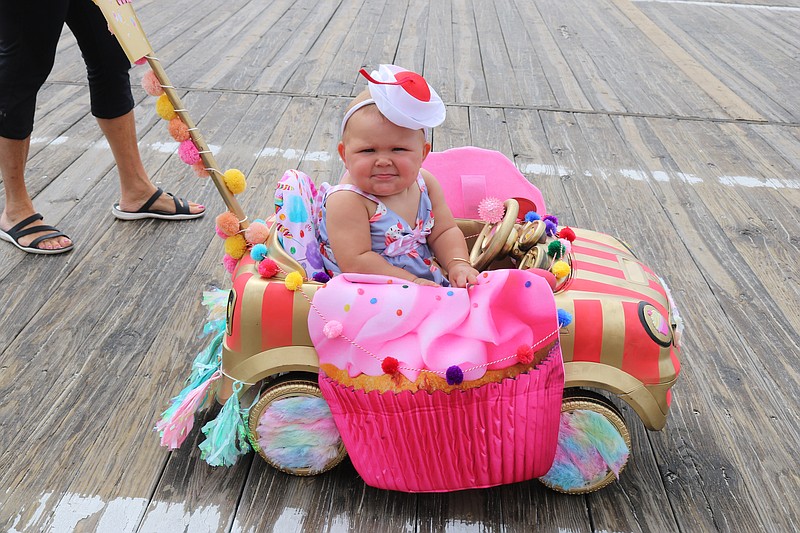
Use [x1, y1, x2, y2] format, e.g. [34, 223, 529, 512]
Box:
[317, 65, 479, 288]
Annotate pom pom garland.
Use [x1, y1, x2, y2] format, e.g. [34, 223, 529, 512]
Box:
[557, 309, 573, 328]
[215, 212, 240, 237]
[156, 94, 177, 120]
[134, 56, 148, 66]
[559, 226, 576, 242]
[192, 161, 210, 178]
[381, 356, 400, 375]
[524, 211, 541, 222]
[285, 271, 304, 291]
[445, 365, 464, 385]
[313, 271, 331, 283]
[544, 219, 558, 237]
[323, 320, 343, 339]
[547, 240, 565, 259]
[222, 254, 238, 273]
[516, 344, 535, 365]
[168, 117, 190, 142]
[250, 243, 268, 261]
[543, 214, 559, 226]
[552, 260, 571, 279]
[559, 238, 572, 254]
[224, 234, 247, 260]
[141, 69, 164, 96]
[215, 226, 228, 239]
[244, 222, 269, 245]
[179, 139, 201, 165]
[258, 258, 279, 278]
[478, 197, 505, 224]
[223, 169, 247, 195]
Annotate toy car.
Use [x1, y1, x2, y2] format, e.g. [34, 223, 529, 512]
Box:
[211, 146, 682, 493]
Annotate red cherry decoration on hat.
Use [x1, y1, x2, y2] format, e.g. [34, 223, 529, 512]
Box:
[359, 68, 431, 102]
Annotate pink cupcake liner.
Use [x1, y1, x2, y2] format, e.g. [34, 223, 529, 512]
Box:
[319, 346, 564, 492]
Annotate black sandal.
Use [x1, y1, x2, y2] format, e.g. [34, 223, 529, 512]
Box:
[111, 188, 205, 221]
[0, 213, 74, 255]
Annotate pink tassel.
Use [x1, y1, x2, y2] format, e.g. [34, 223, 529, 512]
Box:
[157, 371, 221, 449]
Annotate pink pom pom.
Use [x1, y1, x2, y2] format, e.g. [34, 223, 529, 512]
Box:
[559, 238, 572, 254]
[192, 161, 210, 178]
[178, 139, 201, 165]
[141, 69, 164, 96]
[134, 57, 148, 66]
[222, 254, 238, 273]
[258, 258, 280, 278]
[244, 222, 270, 245]
[323, 320, 343, 339]
[215, 226, 228, 239]
[168, 117, 190, 142]
[215, 212, 240, 237]
[478, 197, 505, 224]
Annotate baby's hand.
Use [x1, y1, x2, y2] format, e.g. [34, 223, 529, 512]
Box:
[448, 263, 479, 288]
[412, 277, 440, 287]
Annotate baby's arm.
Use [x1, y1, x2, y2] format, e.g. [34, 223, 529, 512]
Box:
[422, 170, 480, 288]
[325, 191, 436, 285]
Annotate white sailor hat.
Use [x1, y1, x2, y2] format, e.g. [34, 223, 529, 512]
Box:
[340, 64, 446, 140]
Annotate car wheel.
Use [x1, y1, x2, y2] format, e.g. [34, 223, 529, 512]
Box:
[247, 374, 347, 476]
[539, 389, 631, 494]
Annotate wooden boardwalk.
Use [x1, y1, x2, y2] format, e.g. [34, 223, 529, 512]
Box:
[1, 0, 799, 531]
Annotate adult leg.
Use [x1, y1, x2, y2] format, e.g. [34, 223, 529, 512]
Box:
[66, 0, 204, 217]
[0, 0, 73, 251]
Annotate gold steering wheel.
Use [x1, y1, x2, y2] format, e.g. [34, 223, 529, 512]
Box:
[469, 199, 520, 271]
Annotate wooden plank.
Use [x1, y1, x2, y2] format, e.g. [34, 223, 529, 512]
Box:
[281, 0, 368, 96]
[451, 0, 490, 104]
[472, 1, 523, 105]
[359, 0, 415, 93]
[393, 0, 430, 74]
[422, 0, 456, 104]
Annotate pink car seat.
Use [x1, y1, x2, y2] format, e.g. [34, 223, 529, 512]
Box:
[421, 146, 546, 219]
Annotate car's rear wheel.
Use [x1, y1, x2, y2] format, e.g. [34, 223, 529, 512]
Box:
[539, 389, 631, 494]
[247, 373, 347, 476]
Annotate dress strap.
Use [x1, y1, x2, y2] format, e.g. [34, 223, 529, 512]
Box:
[324, 183, 382, 205]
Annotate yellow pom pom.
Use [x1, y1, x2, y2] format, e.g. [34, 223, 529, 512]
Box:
[223, 168, 247, 195]
[155, 94, 176, 121]
[284, 271, 304, 291]
[224, 234, 247, 260]
[552, 260, 571, 279]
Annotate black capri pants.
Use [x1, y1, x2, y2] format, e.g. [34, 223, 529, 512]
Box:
[0, 0, 134, 140]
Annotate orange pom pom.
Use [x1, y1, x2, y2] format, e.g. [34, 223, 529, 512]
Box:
[215, 211, 240, 237]
[245, 222, 269, 245]
[168, 118, 190, 142]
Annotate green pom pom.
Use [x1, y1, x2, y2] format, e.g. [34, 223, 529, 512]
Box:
[547, 240, 565, 258]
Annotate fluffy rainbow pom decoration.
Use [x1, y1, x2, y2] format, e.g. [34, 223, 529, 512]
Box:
[224, 234, 247, 259]
[223, 169, 247, 195]
[478, 197, 505, 224]
[178, 139, 201, 165]
[245, 222, 269, 245]
[258, 258, 279, 278]
[543, 214, 559, 226]
[381, 356, 400, 375]
[222, 254, 238, 273]
[156, 94, 177, 120]
[539, 409, 629, 492]
[445, 365, 464, 385]
[525, 211, 541, 222]
[547, 240, 565, 259]
[559, 238, 572, 254]
[516, 344, 535, 365]
[168, 117, 190, 142]
[544, 219, 558, 237]
[313, 271, 331, 283]
[250, 243, 268, 261]
[215, 212, 240, 237]
[255, 396, 341, 473]
[285, 271, 304, 291]
[141, 69, 164, 96]
[552, 260, 571, 279]
[135, 57, 148, 66]
[323, 320, 343, 339]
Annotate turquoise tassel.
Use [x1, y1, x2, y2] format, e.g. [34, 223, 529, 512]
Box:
[199, 382, 251, 467]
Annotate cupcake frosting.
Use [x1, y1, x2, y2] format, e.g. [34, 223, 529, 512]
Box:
[309, 269, 559, 382]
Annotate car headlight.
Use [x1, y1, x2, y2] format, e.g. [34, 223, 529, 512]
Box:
[638, 301, 673, 347]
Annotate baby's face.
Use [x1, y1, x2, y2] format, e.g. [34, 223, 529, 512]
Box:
[338, 106, 430, 198]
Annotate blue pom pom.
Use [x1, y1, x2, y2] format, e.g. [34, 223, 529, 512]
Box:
[525, 211, 541, 222]
[557, 309, 573, 328]
[250, 243, 268, 261]
[545, 219, 558, 236]
[445, 365, 464, 385]
[312, 271, 331, 283]
[254, 218, 266, 224]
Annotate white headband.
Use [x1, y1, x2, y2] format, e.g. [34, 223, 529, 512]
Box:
[340, 65, 445, 141]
